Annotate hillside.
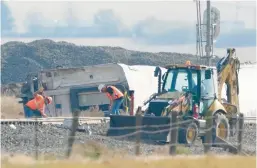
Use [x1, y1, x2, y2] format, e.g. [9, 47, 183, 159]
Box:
[1, 39, 220, 84]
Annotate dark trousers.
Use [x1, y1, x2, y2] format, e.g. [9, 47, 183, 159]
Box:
[110, 97, 124, 115]
[24, 106, 42, 118]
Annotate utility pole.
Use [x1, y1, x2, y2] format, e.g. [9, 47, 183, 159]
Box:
[205, 0, 212, 66]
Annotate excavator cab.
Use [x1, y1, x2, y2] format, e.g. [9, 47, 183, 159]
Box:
[146, 63, 216, 118]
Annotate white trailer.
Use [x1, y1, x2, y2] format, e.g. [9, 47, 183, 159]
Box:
[20, 63, 165, 117]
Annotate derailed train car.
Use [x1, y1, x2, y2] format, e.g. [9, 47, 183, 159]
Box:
[19, 63, 165, 117]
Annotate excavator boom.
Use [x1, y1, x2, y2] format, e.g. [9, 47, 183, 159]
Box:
[217, 48, 240, 112]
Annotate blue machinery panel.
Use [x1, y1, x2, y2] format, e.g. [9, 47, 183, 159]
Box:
[69, 84, 130, 114]
[55, 104, 62, 109]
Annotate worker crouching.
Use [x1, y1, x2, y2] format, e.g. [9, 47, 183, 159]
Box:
[98, 84, 124, 115]
[24, 91, 52, 118]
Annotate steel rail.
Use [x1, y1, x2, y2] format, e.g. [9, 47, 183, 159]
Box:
[0, 117, 110, 125]
[1, 116, 255, 125]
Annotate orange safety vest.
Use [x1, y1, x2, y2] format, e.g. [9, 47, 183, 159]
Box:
[26, 94, 45, 114]
[106, 86, 124, 100]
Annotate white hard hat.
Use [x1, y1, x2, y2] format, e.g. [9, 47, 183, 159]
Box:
[98, 84, 105, 92]
[46, 97, 52, 104]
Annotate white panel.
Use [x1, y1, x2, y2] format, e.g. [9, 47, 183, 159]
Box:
[212, 69, 219, 98]
[43, 89, 69, 96]
[45, 93, 71, 117]
[61, 95, 71, 117]
[40, 64, 127, 90]
[119, 64, 166, 114]
[53, 94, 71, 117]
[78, 92, 109, 106]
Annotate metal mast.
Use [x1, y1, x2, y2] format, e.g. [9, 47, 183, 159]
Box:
[205, 0, 212, 66]
[196, 0, 220, 66]
[195, 0, 204, 62]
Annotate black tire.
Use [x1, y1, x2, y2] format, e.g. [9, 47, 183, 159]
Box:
[201, 113, 230, 146]
[213, 113, 230, 141]
[178, 121, 198, 146]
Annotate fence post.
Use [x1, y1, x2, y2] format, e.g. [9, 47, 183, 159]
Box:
[169, 111, 178, 155]
[204, 112, 213, 153]
[237, 113, 244, 154]
[66, 109, 80, 158]
[34, 117, 39, 160]
[129, 90, 135, 116]
[135, 106, 142, 156]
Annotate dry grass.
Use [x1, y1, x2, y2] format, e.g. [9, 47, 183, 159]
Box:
[153, 145, 191, 155]
[0, 95, 24, 119]
[71, 140, 122, 159]
[1, 155, 256, 168]
[1, 141, 192, 165]
[71, 141, 191, 159]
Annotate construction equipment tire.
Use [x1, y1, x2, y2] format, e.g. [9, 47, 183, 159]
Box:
[201, 112, 230, 146]
[213, 113, 230, 142]
[178, 121, 198, 146]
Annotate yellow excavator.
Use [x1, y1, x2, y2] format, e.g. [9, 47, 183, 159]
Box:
[107, 48, 240, 146]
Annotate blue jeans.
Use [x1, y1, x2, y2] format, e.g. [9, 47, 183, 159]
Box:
[24, 106, 42, 118]
[110, 98, 124, 115]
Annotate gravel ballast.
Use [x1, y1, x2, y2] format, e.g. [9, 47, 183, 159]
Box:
[1, 122, 256, 158]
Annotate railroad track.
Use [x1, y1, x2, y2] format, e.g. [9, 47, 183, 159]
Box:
[243, 116, 257, 124]
[1, 116, 256, 125]
[0, 117, 110, 125]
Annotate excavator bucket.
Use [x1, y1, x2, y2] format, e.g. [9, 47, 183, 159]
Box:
[107, 115, 171, 142]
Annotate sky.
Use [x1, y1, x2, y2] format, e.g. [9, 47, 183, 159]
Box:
[4, 1, 256, 32]
[1, 0, 257, 57]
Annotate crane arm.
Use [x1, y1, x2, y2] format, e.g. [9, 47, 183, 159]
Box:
[217, 48, 240, 111]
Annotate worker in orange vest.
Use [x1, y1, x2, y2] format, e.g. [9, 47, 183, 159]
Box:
[98, 84, 124, 115]
[24, 88, 52, 118]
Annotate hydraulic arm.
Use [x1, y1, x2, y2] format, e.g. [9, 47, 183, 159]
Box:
[217, 48, 240, 111]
